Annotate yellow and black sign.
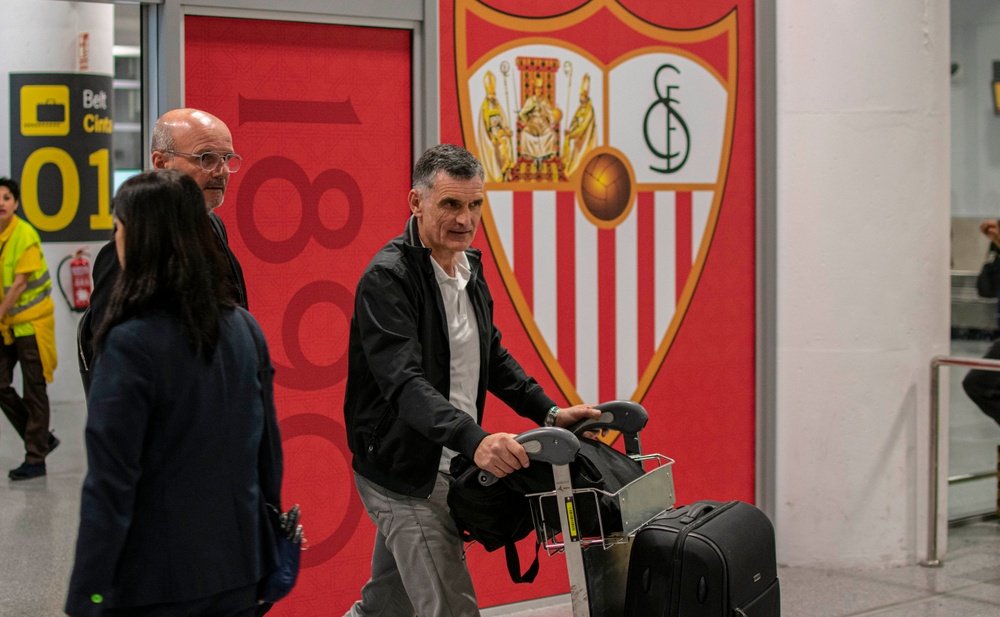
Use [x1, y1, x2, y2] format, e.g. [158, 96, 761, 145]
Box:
[10, 73, 114, 241]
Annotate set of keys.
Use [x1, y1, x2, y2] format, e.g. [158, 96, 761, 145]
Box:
[279, 504, 305, 546]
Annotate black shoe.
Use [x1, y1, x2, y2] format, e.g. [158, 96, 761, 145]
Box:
[8, 462, 46, 480]
[47, 431, 60, 455]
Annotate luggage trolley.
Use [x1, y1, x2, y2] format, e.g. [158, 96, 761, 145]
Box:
[523, 401, 675, 617]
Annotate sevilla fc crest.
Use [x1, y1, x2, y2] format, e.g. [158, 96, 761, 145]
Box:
[456, 0, 737, 405]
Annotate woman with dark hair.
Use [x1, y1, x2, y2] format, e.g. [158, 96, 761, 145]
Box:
[66, 170, 284, 617]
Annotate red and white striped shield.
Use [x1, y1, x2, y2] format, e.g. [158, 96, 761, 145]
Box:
[457, 1, 736, 404]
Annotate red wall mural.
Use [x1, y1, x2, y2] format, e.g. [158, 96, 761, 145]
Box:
[440, 0, 757, 607]
[185, 17, 412, 614]
[185, 0, 754, 610]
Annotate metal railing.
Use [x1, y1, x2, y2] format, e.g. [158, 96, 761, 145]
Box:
[924, 355, 1000, 566]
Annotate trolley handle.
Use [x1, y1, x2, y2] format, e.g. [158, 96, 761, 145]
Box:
[566, 400, 649, 437]
[478, 427, 580, 486]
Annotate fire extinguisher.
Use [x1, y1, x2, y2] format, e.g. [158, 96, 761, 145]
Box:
[57, 249, 92, 313]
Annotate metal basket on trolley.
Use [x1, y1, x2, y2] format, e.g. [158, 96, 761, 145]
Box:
[528, 451, 675, 554]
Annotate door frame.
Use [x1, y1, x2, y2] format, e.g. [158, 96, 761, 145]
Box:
[147, 0, 436, 165]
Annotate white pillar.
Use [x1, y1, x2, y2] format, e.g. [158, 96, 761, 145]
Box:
[0, 0, 114, 405]
[1, 1, 114, 172]
[774, 1, 950, 566]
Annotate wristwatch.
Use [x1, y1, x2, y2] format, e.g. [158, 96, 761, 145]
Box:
[544, 406, 560, 427]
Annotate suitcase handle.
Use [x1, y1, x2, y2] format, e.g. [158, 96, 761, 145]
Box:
[679, 501, 720, 525]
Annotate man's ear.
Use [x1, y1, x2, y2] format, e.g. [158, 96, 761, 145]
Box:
[408, 188, 421, 216]
[150, 150, 168, 170]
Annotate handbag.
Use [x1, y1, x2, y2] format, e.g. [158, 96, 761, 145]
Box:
[238, 309, 303, 604]
[259, 504, 302, 603]
[977, 246, 1000, 298]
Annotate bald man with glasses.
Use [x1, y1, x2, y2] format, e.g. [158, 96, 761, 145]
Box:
[78, 108, 249, 390]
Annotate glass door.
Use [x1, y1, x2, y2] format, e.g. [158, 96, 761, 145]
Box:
[949, 0, 1000, 522]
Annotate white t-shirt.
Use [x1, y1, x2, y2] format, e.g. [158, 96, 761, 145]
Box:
[431, 253, 481, 472]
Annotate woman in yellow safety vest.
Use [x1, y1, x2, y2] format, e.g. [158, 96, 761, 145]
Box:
[0, 177, 57, 481]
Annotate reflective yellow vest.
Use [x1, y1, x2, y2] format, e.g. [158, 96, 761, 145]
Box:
[0, 217, 57, 381]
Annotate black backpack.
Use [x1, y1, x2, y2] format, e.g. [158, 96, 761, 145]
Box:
[448, 415, 646, 583]
[448, 455, 541, 582]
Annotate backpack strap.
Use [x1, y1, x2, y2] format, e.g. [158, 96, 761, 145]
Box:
[504, 539, 541, 584]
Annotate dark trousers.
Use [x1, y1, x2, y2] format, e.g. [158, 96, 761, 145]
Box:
[104, 583, 258, 617]
[0, 334, 51, 464]
[962, 338, 1000, 427]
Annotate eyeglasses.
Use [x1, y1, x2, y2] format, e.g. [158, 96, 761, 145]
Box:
[164, 150, 243, 173]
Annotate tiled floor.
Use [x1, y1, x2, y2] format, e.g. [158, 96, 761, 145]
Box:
[484, 520, 1000, 617]
[3, 365, 1000, 617]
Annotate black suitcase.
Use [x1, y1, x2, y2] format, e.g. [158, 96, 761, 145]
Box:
[624, 500, 780, 616]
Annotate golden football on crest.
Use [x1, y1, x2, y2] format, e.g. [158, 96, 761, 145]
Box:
[579, 153, 631, 222]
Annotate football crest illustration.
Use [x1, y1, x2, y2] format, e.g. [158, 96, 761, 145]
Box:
[456, 0, 737, 405]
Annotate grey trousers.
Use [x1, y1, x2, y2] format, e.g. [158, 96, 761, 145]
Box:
[344, 472, 480, 617]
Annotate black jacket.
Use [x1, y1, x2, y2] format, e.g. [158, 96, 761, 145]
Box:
[66, 308, 278, 615]
[344, 217, 556, 498]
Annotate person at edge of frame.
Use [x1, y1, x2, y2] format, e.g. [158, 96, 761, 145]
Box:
[0, 176, 59, 481]
[963, 217, 1000, 426]
[64, 169, 283, 617]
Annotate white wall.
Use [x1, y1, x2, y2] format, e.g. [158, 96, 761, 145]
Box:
[0, 0, 114, 406]
[774, 0, 951, 567]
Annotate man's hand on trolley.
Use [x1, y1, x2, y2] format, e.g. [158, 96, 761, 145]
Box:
[551, 404, 600, 429]
[474, 433, 529, 478]
[472, 405, 602, 477]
